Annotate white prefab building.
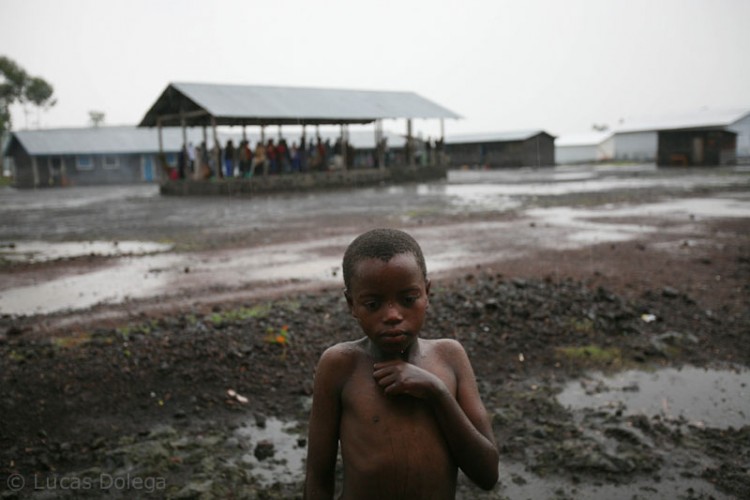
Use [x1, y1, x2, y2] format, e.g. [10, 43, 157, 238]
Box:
[555, 131, 613, 164]
[611, 107, 750, 163]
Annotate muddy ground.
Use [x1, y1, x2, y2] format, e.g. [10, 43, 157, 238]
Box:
[1, 169, 749, 499]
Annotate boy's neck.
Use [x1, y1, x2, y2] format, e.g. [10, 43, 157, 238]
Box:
[369, 338, 420, 363]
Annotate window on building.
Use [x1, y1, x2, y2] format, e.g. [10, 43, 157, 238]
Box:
[76, 155, 94, 170]
[103, 155, 120, 169]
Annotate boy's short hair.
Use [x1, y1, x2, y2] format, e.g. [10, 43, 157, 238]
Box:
[342, 228, 427, 291]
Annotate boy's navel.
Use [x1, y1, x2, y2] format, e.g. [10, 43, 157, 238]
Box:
[372, 415, 380, 423]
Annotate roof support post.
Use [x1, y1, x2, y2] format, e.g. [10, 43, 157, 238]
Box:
[439, 118, 445, 166]
[407, 119, 414, 166]
[259, 125, 267, 176]
[157, 117, 165, 156]
[301, 125, 307, 172]
[212, 117, 222, 179]
[340, 123, 347, 171]
[180, 115, 187, 153]
[31, 156, 39, 188]
[242, 124, 247, 141]
[375, 119, 385, 170]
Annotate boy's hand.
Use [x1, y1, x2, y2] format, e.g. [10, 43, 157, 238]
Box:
[373, 360, 446, 400]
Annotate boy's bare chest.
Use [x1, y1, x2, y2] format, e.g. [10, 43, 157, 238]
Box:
[341, 359, 455, 420]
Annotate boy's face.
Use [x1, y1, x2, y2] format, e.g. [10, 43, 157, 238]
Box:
[346, 253, 430, 358]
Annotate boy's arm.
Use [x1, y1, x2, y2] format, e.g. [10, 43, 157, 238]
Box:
[304, 347, 345, 500]
[373, 340, 499, 490]
[432, 341, 499, 489]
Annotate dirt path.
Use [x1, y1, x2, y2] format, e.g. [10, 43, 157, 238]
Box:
[1, 166, 749, 498]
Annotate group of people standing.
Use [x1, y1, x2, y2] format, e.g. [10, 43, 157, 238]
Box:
[175, 135, 367, 180]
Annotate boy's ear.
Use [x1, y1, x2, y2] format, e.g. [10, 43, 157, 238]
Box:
[344, 289, 354, 311]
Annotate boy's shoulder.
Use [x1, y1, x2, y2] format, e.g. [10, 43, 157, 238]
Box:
[315, 339, 370, 390]
[318, 338, 369, 367]
[420, 337, 467, 356]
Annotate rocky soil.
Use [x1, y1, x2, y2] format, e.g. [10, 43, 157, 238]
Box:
[1, 176, 749, 499]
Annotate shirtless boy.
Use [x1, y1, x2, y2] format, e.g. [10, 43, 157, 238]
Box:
[304, 228, 499, 499]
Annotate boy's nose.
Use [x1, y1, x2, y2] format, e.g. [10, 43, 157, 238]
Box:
[384, 301, 403, 321]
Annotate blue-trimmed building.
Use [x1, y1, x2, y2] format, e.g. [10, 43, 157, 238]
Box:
[3, 126, 190, 188]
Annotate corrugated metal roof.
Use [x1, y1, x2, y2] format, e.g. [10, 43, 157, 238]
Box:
[8, 126, 197, 155]
[613, 107, 750, 134]
[6, 125, 408, 156]
[555, 131, 612, 147]
[139, 82, 461, 127]
[445, 129, 551, 145]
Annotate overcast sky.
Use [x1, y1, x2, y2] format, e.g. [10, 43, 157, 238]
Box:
[1, 0, 748, 138]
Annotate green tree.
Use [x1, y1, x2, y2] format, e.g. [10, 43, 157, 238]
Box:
[0, 55, 56, 136]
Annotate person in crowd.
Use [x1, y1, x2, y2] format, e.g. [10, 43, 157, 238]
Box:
[291, 142, 302, 172]
[299, 137, 307, 172]
[238, 139, 251, 177]
[210, 141, 221, 177]
[187, 141, 196, 174]
[253, 140, 268, 176]
[266, 138, 278, 174]
[178, 143, 187, 179]
[224, 139, 235, 178]
[277, 138, 291, 174]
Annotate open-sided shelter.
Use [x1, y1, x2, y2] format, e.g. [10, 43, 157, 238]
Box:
[138, 82, 460, 171]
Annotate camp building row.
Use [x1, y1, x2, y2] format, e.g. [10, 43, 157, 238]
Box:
[556, 107, 750, 165]
[2, 82, 748, 189]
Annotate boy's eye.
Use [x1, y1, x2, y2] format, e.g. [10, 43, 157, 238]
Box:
[400, 296, 418, 306]
[363, 301, 381, 311]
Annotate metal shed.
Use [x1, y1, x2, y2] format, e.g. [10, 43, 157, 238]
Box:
[444, 130, 556, 168]
[657, 128, 737, 166]
[611, 107, 750, 164]
[555, 131, 613, 165]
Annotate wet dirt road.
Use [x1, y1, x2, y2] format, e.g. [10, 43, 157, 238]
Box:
[1, 164, 749, 499]
[1, 164, 749, 317]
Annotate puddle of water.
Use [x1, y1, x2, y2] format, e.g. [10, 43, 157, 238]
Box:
[526, 206, 658, 244]
[233, 417, 306, 486]
[592, 196, 750, 220]
[0, 254, 183, 315]
[446, 169, 749, 198]
[0, 184, 161, 212]
[0, 240, 173, 263]
[526, 195, 750, 245]
[557, 366, 750, 429]
[496, 460, 733, 500]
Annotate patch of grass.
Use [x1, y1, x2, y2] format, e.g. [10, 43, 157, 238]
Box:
[8, 350, 26, 362]
[52, 333, 93, 349]
[116, 320, 159, 339]
[568, 317, 595, 334]
[209, 303, 273, 326]
[404, 208, 438, 218]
